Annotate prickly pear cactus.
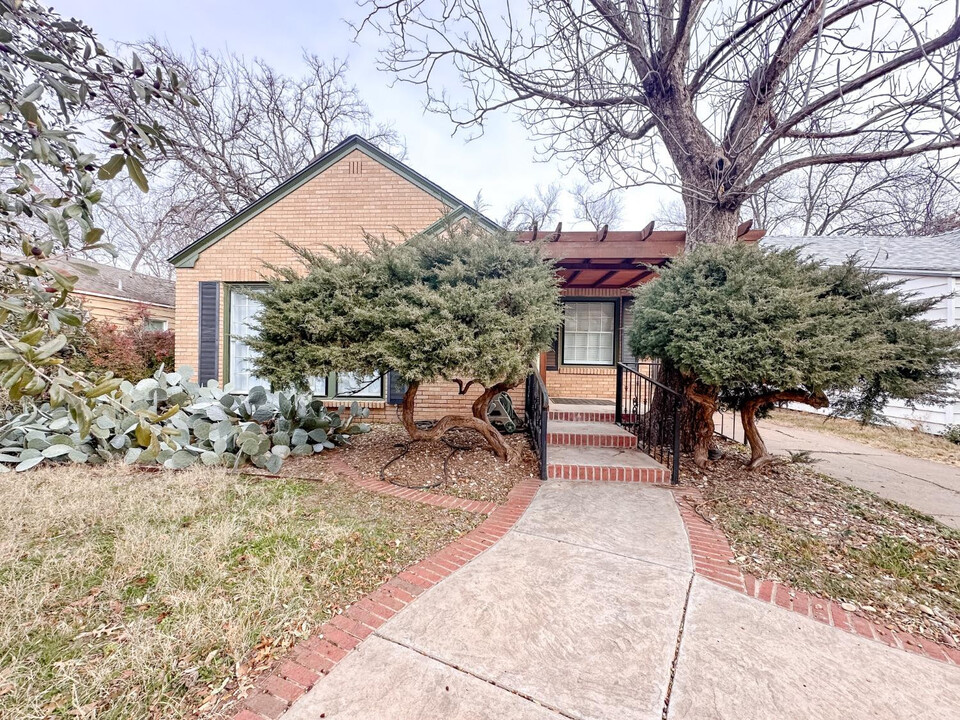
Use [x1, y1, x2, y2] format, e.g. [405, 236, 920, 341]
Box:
[0, 365, 370, 472]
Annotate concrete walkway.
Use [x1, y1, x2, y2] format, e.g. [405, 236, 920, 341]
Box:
[282, 481, 960, 720]
[760, 420, 960, 529]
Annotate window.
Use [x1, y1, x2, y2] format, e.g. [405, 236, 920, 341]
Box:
[562, 301, 615, 365]
[229, 289, 274, 393]
[144, 318, 168, 332]
[336, 372, 383, 398]
[226, 286, 381, 399]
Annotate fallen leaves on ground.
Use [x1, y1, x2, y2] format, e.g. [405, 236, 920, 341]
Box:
[284, 424, 538, 504]
[684, 443, 960, 648]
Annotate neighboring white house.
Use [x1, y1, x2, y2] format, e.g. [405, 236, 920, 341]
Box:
[763, 232, 960, 434]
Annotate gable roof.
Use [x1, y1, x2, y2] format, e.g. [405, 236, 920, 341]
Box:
[762, 231, 960, 275]
[53, 258, 175, 307]
[168, 135, 502, 268]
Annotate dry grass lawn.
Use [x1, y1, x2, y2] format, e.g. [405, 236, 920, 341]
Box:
[769, 409, 960, 467]
[0, 463, 479, 719]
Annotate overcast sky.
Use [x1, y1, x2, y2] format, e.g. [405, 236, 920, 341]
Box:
[57, 0, 664, 229]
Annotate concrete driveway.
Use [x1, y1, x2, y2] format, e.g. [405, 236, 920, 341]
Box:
[280, 481, 960, 719]
[759, 420, 960, 529]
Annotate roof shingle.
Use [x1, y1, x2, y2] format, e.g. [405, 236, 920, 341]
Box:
[51, 258, 175, 307]
[762, 231, 960, 273]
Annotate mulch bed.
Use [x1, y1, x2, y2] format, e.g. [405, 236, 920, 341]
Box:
[683, 442, 960, 649]
[282, 424, 539, 505]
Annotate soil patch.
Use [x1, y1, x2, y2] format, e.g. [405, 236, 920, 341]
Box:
[284, 424, 539, 504]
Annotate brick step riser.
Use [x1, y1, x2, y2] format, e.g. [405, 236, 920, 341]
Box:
[548, 411, 616, 423]
[546, 463, 669, 484]
[546, 432, 636, 449]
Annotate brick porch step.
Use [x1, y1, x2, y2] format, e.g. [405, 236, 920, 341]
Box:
[546, 446, 669, 484]
[547, 420, 637, 449]
[548, 404, 616, 423]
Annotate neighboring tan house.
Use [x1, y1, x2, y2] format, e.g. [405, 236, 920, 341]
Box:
[168, 135, 765, 418]
[764, 232, 960, 434]
[55, 258, 175, 331]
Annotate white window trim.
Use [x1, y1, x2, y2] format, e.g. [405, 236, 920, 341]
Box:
[561, 300, 617, 366]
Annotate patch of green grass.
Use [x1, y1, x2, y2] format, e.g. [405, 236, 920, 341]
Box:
[0, 464, 480, 719]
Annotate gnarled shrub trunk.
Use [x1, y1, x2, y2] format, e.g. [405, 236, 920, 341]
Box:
[400, 381, 510, 460]
[741, 390, 828, 469]
[645, 362, 717, 467]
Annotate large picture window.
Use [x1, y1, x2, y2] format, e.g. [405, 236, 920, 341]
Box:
[229, 289, 271, 393]
[562, 301, 615, 365]
[228, 287, 328, 395]
[336, 372, 383, 398]
[227, 286, 384, 398]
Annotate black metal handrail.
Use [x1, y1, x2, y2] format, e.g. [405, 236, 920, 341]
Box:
[623, 360, 742, 444]
[615, 362, 682, 484]
[525, 369, 549, 481]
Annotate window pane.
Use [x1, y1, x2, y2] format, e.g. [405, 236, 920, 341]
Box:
[230, 288, 326, 394]
[309, 376, 328, 396]
[230, 290, 267, 393]
[337, 372, 382, 398]
[144, 319, 168, 332]
[562, 302, 615, 365]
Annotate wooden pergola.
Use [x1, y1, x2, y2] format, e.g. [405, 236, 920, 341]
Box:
[518, 221, 767, 289]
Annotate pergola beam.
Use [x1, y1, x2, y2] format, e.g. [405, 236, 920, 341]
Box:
[588, 270, 619, 287]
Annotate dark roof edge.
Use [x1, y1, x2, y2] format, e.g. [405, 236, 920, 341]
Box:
[168, 135, 502, 268]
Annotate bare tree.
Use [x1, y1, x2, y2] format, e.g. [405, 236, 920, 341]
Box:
[659, 154, 960, 236]
[500, 183, 562, 230]
[571, 183, 623, 230]
[102, 42, 403, 273]
[93, 182, 203, 279]
[359, 1, 960, 249]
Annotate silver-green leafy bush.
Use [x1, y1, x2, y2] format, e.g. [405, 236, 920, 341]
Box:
[0, 365, 369, 472]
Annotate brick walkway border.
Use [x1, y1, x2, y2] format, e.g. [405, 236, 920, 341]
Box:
[673, 486, 960, 667]
[231, 473, 541, 720]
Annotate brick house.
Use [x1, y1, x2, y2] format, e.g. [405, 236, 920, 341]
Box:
[168, 135, 765, 417]
[56, 258, 175, 330]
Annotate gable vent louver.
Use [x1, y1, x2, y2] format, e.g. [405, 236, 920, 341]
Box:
[348, 159, 362, 175]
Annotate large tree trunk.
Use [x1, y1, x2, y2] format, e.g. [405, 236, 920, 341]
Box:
[741, 390, 829, 469]
[682, 193, 741, 250]
[401, 381, 511, 460]
[643, 361, 717, 468]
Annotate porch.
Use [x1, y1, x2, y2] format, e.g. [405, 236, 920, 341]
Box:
[520, 223, 764, 402]
[525, 363, 743, 487]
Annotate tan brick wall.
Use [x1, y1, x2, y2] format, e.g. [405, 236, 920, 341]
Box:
[315, 378, 525, 424]
[545, 367, 617, 400]
[79, 294, 175, 329]
[174, 149, 526, 421]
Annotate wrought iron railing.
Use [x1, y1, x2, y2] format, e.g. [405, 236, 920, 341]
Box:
[525, 369, 549, 481]
[615, 362, 681, 484]
[714, 407, 741, 443]
[624, 360, 742, 444]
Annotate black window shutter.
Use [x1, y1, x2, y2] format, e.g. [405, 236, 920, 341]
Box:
[198, 282, 219, 384]
[387, 371, 407, 405]
[621, 298, 637, 366]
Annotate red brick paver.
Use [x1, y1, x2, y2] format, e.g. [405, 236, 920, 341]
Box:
[673, 486, 960, 667]
[228, 471, 540, 719]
